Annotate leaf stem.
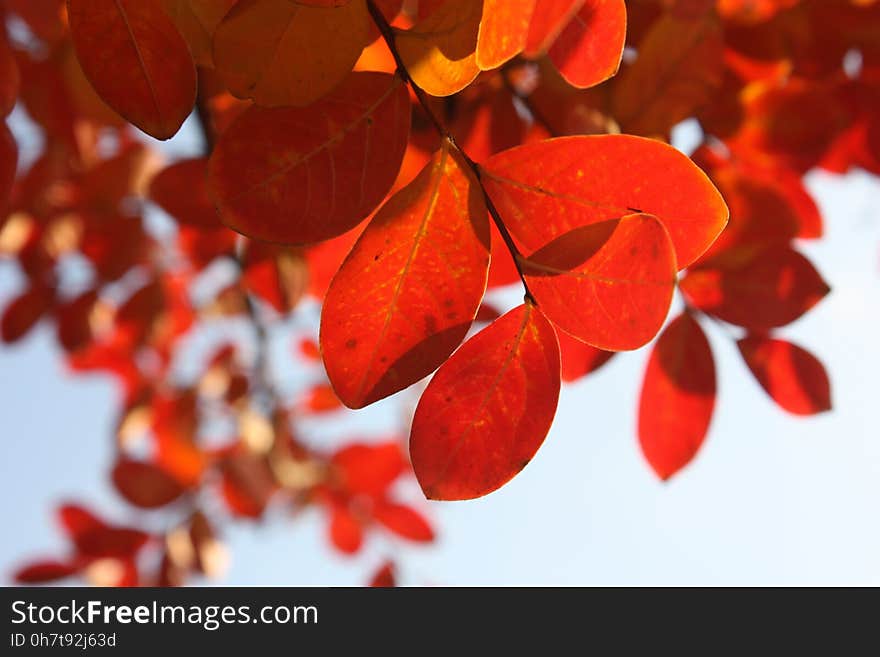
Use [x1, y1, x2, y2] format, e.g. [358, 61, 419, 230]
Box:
[366, 0, 537, 305]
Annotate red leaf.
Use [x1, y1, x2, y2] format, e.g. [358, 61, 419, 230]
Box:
[557, 329, 614, 382]
[410, 303, 561, 500]
[333, 443, 405, 498]
[638, 313, 716, 480]
[476, 0, 536, 70]
[329, 504, 363, 554]
[112, 459, 186, 509]
[0, 121, 15, 207]
[67, 0, 197, 139]
[55, 289, 98, 353]
[483, 135, 728, 269]
[548, 0, 627, 89]
[680, 245, 830, 330]
[149, 158, 221, 228]
[208, 71, 410, 244]
[519, 214, 677, 351]
[524, 0, 585, 56]
[0, 34, 19, 118]
[737, 335, 832, 416]
[321, 143, 490, 408]
[368, 560, 396, 587]
[1, 285, 52, 344]
[373, 502, 434, 542]
[14, 560, 81, 584]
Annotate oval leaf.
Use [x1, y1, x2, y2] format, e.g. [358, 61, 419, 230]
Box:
[149, 158, 221, 228]
[213, 0, 368, 107]
[321, 143, 490, 408]
[112, 458, 187, 509]
[476, 0, 536, 70]
[638, 312, 716, 480]
[208, 71, 410, 244]
[482, 135, 728, 269]
[524, 0, 584, 56]
[519, 213, 677, 351]
[680, 245, 831, 330]
[396, 0, 482, 96]
[410, 303, 561, 501]
[548, 0, 627, 89]
[737, 335, 832, 416]
[67, 0, 197, 139]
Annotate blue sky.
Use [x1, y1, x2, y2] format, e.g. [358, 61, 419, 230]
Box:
[1, 112, 879, 586]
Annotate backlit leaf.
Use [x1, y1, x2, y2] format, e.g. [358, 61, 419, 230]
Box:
[67, 0, 197, 139]
[638, 312, 715, 480]
[410, 303, 560, 500]
[321, 143, 490, 408]
[482, 135, 728, 269]
[213, 0, 369, 107]
[396, 0, 482, 96]
[524, 0, 585, 56]
[519, 213, 677, 351]
[737, 335, 832, 416]
[149, 158, 221, 228]
[680, 245, 830, 330]
[476, 0, 536, 70]
[373, 502, 434, 542]
[208, 71, 410, 244]
[112, 458, 187, 509]
[548, 0, 627, 89]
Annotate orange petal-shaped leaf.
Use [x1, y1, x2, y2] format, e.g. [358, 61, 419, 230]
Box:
[111, 459, 186, 509]
[208, 71, 410, 244]
[329, 503, 363, 554]
[520, 214, 677, 351]
[321, 144, 490, 408]
[638, 312, 716, 480]
[396, 0, 482, 96]
[483, 135, 728, 269]
[548, 0, 626, 89]
[67, 0, 197, 139]
[476, 0, 536, 70]
[333, 442, 405, 498]
[524, 0, 584, 56]
[213, 0, 368, 107]
[410, 303, 561, 500]
[737, 335, 832, 416]
[680, 245, 830, 330]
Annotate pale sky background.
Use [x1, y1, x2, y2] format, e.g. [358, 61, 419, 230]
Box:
[1, 110, 879, 586]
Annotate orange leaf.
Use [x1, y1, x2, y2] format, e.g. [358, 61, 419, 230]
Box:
[396, 0, 482, 96]
[482, 135, 728, 269]
[333, 443, 405, 498]
[737, 335, 832, 416]
[329, 503, 363, 554]
[680, 245, 830, 330]
[519, 214, 677, 350]
[476, 0, 536, 70]
[557, 329, 614, 382]
[208, 71, 410, 244]
[410, 303, 561, 500]
[638, 312, 715, 480]
[112, 459, 187, 509]
[213, 0, 368, 107]
[524, 0, 584, 57]
[67, 0, 197, 139]
[321, 143, 490, 408]
[548, 0, 626, 89]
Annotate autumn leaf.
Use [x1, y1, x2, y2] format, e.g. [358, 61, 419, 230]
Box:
[208, 71, 410, 244]
[410, 303, 560, 500]
[0, 121, 15, 207]
[482, 135, 729, 269]
[321, 142, 490, 408]
[476, 0, 536, 70]
[548, 0, 627, 89]
[524, 0, 585, 56]
[680, 244, 831, 330]
[112, 459, 187, 509]
[67, 0, 197, 139]
[737, 335, 832, 416]
[213, 0, 369, 107]
[519, 213, 677, 350]
[395, 0, 482, 96]
[638, 312, 716, 481]
[557, 329, 614, 382]
[149, 158, 221, 229]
